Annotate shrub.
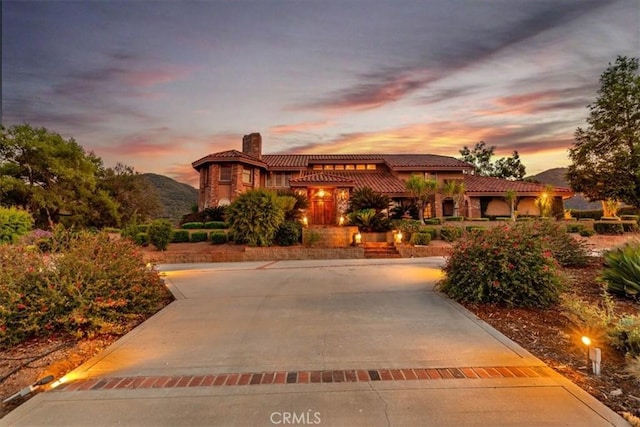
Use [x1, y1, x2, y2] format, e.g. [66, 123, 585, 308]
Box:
[566, 223, 586, 233]
[181, 222, 205, 229]
[275, 221, 302, 246]
[623, 221, 640, 233]
[594, 221, 624, 235]
[210, 231, 228, 245]
[519, 220, 589, 267]
[440, 225, 463, 242]
[0, 207, 33, 244]
[444, 216, 464, 222]
[621, 215, 639, 222]
[469, 217, 490, 222]
[570, 209, 603, 220]
[204, 206, 227, 222]
[419, 226, 439, 240]
[303, 229, 322, 247]
[439, 224, 564, 308]
[496, 217, 512, 222]
[275, 189, 309, 221]
[410, 232, 432, 246]
[610, 315, 640, 357]
[171, 230, 190, 243]
[137, 224, 150, 233]
[391, 219, 422, 234]
[135, 232, 148, 246]
[147, 219, 173, 251]
[204, 221, 227, 229]
[579, 228, 595, 237]
[226, 189, 285, 247]
[561, 293, 615, 343]
[600, 243, 640, 299]
[348, 187, 390, 212]
[465, 225, 487, 234]
[424, 218, 442, 225]
[0, 231, 172, 348]
[190, 231, 208, 242]
[20, 229, 54, 252]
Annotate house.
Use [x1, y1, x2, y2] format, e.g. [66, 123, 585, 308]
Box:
[192, 133, 573, 225]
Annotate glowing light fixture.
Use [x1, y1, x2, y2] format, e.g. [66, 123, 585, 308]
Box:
[339, 215, 345, 226]
[581, 336, 591, 346]
[302, 216, 308, 226]
[394, 231, 403, 243]
[318, 189, 325, 198]
[354, 232, 362, 245]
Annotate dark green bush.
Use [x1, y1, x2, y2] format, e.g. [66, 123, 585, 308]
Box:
[621, 215, 639, 222]
[181, 222, 205, 229]
[439, 224, 563, 308]
[469, 217, 490, 222]
[610, 315, 640, 357]
[0, 207, 33, 244]
[600, 243, 640, 299]
[465, 225, 487, 233]
[190, 231, 208, 242]
[622, 221, 639, 233]
[0, 231, 172, 348]
[619, 207, 640, 216]
[566, 223, 586, 233]
[204, 206, 227, 222]
[204, 221, 227, 229]
[570, 209, 603, 220]
[275, 221, 302, 246]
[210, 232, 228, 244]
[594, 221, 624, 235]
[579, 228, 595, 237]
[392, 219, 422, 234]
[171, 230, 190, 243]
[226, 189, 285, 247]
[135, 232, 148, 246]
[424, 218, 442, 225]
[444, 216, 464, 222]
[147, 219, 173, 251]
[440, 225, 463, 242]
[496, 217, 512, 222]
[410, 232, 432, 245]
[418, 226, 438, 240]
[137, 224, 150, 233]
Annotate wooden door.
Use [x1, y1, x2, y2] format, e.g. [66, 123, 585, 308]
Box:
[312, 200, 335, 225]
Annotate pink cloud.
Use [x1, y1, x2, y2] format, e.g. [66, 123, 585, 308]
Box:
[163, 164, 200, 187]
[122, 65, 197, 88]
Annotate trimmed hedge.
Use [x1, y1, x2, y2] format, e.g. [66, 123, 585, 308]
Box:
[424, 218, 443, 225]
[621, 215, 639, 222]
[594, 221, 624, 235]
[410, 232, 432, 246]
[469, 217, 490, 221]
[443, 216, 464, 222]
[466, 225, 487, 233]
[190, 231, 208, 242]
[418, 226, 439, 240]
[441, 225, 463, 242]
[204, 221, 227, 229]
[210, 231, 228, 244]
[181, 222, 205, 229]
[135, 232, 148, 246]
[579, 228, 595, 237]
[570, 209, 603, 220]
[171, 230, 190, 243]
[566, 223, 586, 233]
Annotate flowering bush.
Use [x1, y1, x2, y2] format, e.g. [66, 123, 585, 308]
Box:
[0, 230, 172, 348]
[0, 207, 33, 244]
[517, 220, 589, 267]
[439, 224, 564, 307]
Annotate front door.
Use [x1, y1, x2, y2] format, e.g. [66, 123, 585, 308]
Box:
[312, 199, 335, 225]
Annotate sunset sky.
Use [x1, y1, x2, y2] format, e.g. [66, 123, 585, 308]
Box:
[2, 0, 638, 187]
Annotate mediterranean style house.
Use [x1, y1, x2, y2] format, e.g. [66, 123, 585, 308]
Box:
[192, 133, 573, 225]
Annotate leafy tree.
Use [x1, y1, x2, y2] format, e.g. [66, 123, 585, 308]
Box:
[459, 141, 526, 180]
[405, 175, 438, 223]
[0, 124, 101, 228]
[347, 187, 390, 213]
[98, 163, 161, 225]
[567, 56, 640, 208]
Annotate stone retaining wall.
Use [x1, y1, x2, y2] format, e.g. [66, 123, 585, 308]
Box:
[395, 243, 452, 258]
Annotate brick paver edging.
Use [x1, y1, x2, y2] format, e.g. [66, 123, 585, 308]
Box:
[53, 366, 552, 392]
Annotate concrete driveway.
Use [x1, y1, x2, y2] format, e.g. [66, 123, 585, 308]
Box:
[0, 258, 628, 426]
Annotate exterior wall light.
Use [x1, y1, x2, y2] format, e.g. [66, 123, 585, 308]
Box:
[302, 216, 308, 227]
[318, 189, 325, 198]
[354, 232, 362, 245]
[394, 231, 403, 243]
[339, 215, 345, 226]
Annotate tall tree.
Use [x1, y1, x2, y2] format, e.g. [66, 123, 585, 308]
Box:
[459, 142, 526, 180]
[440, 180, 466, 217]
[405, 175, 438, 224]
[567, 56, 640, 208]
[0, 124, 101, 227]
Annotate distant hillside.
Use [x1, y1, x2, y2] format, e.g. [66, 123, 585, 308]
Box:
[142, 173, 198, 224]
[526, 168, 600, 210]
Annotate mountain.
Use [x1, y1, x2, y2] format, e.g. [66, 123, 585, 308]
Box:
[142, 173, 198, 224]
[526, 168, 601, 210]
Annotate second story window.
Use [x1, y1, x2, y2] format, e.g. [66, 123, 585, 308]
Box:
[220, 165, 232, 181]
[242, 168, 252, 184]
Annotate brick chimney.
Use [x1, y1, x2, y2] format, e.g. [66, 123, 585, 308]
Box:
[242, 133, 262, 160]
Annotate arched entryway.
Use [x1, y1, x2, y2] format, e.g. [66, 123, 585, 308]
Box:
[442, 198, 455, 217]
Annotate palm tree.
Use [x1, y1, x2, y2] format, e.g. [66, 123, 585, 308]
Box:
[405, 175, 438, 224]
[441, 180, 466, 217]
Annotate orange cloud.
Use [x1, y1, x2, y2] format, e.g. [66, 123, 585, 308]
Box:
[269, 120, 332, 135]
[163, 163, 200, 187]
[122, 65, 197, 88]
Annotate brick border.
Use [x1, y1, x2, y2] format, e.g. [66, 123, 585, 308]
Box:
[54, 366, 552, 392]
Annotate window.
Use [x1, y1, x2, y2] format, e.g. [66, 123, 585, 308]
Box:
[312, 164, 323, 170]
[242, 168, 252, 184]
[345, 164, 355, 170]
[366, 164, 377, 170]
[356, 164, 366, 170]
[220, 165, 232, 181]
[324, 165, 334, 170]
[334, 164, 344, 170]
[266, 173, 290, 187]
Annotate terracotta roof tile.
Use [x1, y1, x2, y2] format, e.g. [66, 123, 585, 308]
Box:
[289, 173, 355, 185]
[381, 154, 473, 169]
[464, 175, 573, 196]
[291, 171, 407, 195]
[192, 150, 267, 169]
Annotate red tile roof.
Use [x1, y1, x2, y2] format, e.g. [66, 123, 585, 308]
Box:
[463, 175, 573, 196]
[192, 150, 267, 169]
[291, 171, 408, 196]
[382, 154, 473, 170]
